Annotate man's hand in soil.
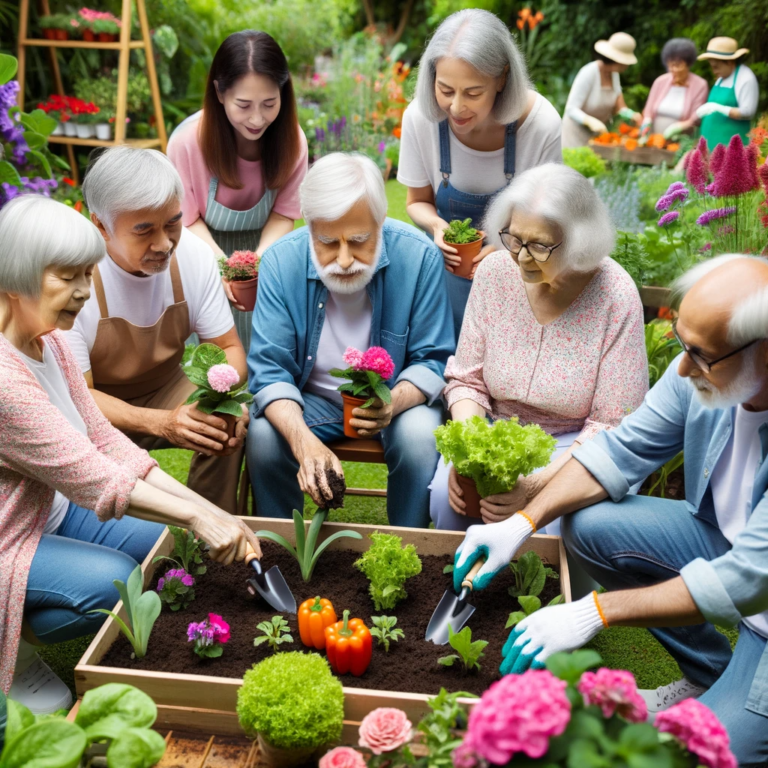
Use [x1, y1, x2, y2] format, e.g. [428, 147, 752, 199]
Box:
[192, 507, 262, 566]
[296, 438, 345, 508]
[350, 397, 393, 437]
[161, 402, 236, 456]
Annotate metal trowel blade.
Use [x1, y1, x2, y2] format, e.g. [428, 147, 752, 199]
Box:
[424, 588, 476, 645]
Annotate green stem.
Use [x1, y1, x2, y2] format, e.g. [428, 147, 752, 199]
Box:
[339, 609, 353, 637]
[311, 596, 323, 612]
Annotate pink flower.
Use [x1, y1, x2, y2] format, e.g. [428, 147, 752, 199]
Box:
[208, 613, 230, 644]
[360, 347, 395, 380]
[158, 568, 195, 591]
[710, 143, 726, 177]
[207, 364, 240, 393]
[461, 670, 571, 763]
[745, 142, 761, 190]
[686, 149, 710, 194]
[655, 699, 736, 768]
[319, 747, 367, 768]
[359, 708, 412, 755]
[452, 743, 480, 768]
[658, 211, 679, 227]
[343, 346, 365, 369]
[696, 136, 709, 162]
[578, 668, 647, 723]
[759, 162, 768, 195]
[711, 135, 759, 196]
[696, 206, 737, 226]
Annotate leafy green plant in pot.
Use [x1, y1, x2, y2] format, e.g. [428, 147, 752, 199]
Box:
[434, 416, 556, 518]
[443, 218, 485, 279]
[219, 250, 260, 312]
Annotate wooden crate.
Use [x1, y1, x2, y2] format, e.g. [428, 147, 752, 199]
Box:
[588, 141, 677, 166]
[75, 518, 570, 731]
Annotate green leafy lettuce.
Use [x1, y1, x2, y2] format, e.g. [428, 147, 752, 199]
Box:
[354, 532, 422, 611]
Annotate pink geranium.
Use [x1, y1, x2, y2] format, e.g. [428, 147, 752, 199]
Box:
[207, 364, 240, 393]
[359, 708, 412, 754]
[578, 668, 647, 723]
[319, 748, 367, 768]
[655, 699, 736, 768]
[460, 670, 571, 763]
[360, 347, 395, 380]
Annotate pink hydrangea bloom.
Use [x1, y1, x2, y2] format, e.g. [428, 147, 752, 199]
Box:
[319, 747, 367, 768]
[686, 149, 710, 194]
[343, 346, 365, 369]
[360, 347, 395, 380]
[461, 670, 571, 763]
[359, 708, 412, 754]
[207, 364, 240, 393]
[208, 613, 230, 644]
[578, 668, 647, 723]
[655, 699, 736, 768]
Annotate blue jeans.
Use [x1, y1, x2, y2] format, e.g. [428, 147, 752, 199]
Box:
[562, 496, 768, 766]
[247, 391, 444, 528]
[24, 503, 165, 643]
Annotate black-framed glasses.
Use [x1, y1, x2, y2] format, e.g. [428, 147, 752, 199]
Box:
[672, 320, 762, 373]
[499, 229, 562, 262]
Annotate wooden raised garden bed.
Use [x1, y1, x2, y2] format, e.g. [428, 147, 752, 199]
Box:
[75, 518, 570, 730]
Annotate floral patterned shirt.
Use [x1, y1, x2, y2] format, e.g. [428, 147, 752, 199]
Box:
[444, 252, 648, 442]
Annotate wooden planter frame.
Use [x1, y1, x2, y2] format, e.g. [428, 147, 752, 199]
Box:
[75, 518, 571, 731]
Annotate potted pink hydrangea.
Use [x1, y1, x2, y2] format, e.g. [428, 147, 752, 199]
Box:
[330, 347, 395, 439]
[219, 250, 260, 312]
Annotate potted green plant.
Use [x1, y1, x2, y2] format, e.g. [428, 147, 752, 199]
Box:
[40, 13, 74, 40]
[38, 15, 59, 39]
[92, 18, 120, 42]
[74, 102, 100, 139]
[219, 250, 260, 311]
[95, 109, 114, 140]
[79, 18, 95, 42]
[443, 218, 485, 279]
[433, 416, 556, 518]
[237, 652, 344, 767]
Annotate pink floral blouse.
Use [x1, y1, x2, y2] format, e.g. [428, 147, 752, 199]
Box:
[444, 252, 648, 442]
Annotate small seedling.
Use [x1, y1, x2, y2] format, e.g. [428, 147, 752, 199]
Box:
[254, 615, 294, 653]
[506, 594, 564, 628]
[153, 525, 207, 576]
[370, 615, 404, 651]
[437, 625, 487, 672]
[443, 218, 482, 245]
[443, 563, 454, 574]
[508, 551, 558, 599]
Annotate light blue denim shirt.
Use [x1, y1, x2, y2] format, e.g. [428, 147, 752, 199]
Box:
[574, 353, 768, 634]
[247, 218, 455, 417]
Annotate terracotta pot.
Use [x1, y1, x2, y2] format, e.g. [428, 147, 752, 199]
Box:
[257, 734, 320, 768]
[341, 393, 368, 439]
[447, 231, 485, 279]
[229, 276, 258, 312]
[98, 32, 117, 42]
[54, 29, 69, 40]
[455, 473, 482, 518]
[42, 28, 56, 40]
[82, 29, 95, 41]
[216, 413, 238, 450]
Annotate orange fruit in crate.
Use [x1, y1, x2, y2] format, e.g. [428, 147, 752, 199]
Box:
[647, 134, 666, 149]
[629, 127, 640, 138]
[666, 143, 680, 152]
[619, 123, 632, 135]
[624, 139, 638, 151]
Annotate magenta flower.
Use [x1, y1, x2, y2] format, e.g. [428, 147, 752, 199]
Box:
[187, 620, 214, 643]
[710, 135, 759, 196]
[452, 744, 480, 768]
[360, 347, 395, 380]
[700, 242, 713, 252]
[655, 699, 736, 768]
[157, 568, 195, 591]
[460, 670, 571, 763]
[343, 346, 365, 369]
[710, 143, 726, 177]
[686, 149, 710, 193]
[207, 364, 240, 393]
[578, 668, 647, 723]
[655, 194, 674, 212]
[667, 181, 686, 193]
[696, 206, 736, 226]
[745, 142, 761, 190]
[695, 136, 709, 162]
[658, 211, 680, 227]
[208, 613, 231, 643]
[656, 188, 689, 211]
[759, 162, 768, 195]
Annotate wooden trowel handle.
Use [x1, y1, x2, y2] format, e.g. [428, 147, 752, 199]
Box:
[461, 557, 486, 592]
[245, 543, 259, 566]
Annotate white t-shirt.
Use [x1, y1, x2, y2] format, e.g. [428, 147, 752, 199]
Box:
[711, 404, 768, 638]
[657, 86, 687, 119]
[397, 94, 562, 196]
[20, 341, 88, 534]
[565, 61, 622, 125]
[304, 289, 372, 405]
[65, 227, 234, 373]
[716, 65, 759, 120]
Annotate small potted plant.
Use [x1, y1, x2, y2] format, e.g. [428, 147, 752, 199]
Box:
[443, 218, 485, 279]
[38, 15, 59, 39]
[95, 109, 114, 140]
[79, 18, 95, 41]
[329, 346, 394, 438]
[434, 416, 556, 518]
[74, 101, 100, 139]
[219, 250, 260, 311]
[40, 13, 74, 40]
[92, 17, 120, 42]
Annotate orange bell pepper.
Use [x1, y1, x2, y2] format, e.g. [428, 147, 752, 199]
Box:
[298, 596, 337, 650]
[324, 610, 372, 677]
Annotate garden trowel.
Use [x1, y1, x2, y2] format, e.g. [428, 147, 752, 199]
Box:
[425, 558, 485, 645]
[245, 545, 297, 614]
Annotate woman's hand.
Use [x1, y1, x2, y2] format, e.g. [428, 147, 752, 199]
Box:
[471, 244, 498, 277]
[222, 278, 247, 312]
[479, 475, 541, 524]
[191, 507, 262, 566]
[433, 224, 461, 272]
[448, 465, 467, 515]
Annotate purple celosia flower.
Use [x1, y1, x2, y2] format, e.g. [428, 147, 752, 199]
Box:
[658, 211, 680, 226]
[709, 143, 726, 177]
[696, 207, 737, 226]
[710, 135, 758, 196]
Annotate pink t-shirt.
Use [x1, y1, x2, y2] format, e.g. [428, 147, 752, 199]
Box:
[167, 116, 308, 227]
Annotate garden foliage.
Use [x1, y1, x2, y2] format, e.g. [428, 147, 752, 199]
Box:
[254, 615, 294, 653]
[370, 615, 404, 652]
[437, 625, 488, 672]
[443, 218, 481, 245]
[508, 551, 559, 599]
[153, 525, 207, 576]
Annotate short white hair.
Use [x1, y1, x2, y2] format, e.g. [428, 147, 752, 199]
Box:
[82, 146, 184, 231]
[415, 8, 530, 124]
[482, 163, 615, 272]
[300, 153, 387, 225]
[673, 254, 768, 346]
[0, 195, 106, 298]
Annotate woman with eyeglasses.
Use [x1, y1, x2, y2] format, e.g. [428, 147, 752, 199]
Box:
[429, 164, 648, 532]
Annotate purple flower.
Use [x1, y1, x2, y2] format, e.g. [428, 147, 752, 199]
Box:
[700, 242, 712, 252]
[315, 127, 325, 143]
[340, 116, 347, 129]
[158, 568, 195, 591]
[696, 207, 737, 226]
[667, 181, 686, 192]
[656, 188, 689, 211]
[717, 225, 735, 236]
[658, 211, 680, 227]
[655, 194, 674, 212]
[187, 621, 212, 643]
[705, 182, 716, 195]
[378, 141, 386, 153]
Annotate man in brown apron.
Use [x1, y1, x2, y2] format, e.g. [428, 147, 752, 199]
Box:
[66, 147, 247, 513]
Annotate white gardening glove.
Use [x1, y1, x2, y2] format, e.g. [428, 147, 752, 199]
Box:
[583, 115, 608, 135]
[499, 592, 606, 676]
[618, 107, 641, 123]
[663, 121, 687, 140]
[452, 513, 534, 592]
[697, 102, 730, 119]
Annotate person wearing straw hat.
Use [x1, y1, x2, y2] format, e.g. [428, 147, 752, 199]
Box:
[562, 33, 642, 148]
[696, 37, 758, 149]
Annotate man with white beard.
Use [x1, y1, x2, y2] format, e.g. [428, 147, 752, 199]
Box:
[245, 153, 454, 527]
[451, 254, 768, 764]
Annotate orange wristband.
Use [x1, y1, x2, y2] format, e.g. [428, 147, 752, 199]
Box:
[592, 590, 609, 628]
[516, 510, 537, 533]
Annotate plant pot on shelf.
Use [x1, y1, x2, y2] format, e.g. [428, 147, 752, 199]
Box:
[82, 29, 95, 42]
[51, 122, 64, 136]
[229, 276, 258, 312]
[64, 122, 78, 137]
[95, 123, 112, 140]
[256, 735, 320, 768]
[42, 28, 56, 39]
[341, 393, 368, 439]
[54, 29, 69, 40]
[75, 124, 96, 139]
[449, 231, 485, 279]
[455, 473, 483, 518]
[97, 32, 118, 42]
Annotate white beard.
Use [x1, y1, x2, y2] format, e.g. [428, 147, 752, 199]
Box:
[309, 235, 381, 295]
[689, 348, 764, 410]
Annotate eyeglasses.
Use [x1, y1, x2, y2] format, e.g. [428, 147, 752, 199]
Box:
[499, 230, 562, 262]
[671, 320, 762, 373]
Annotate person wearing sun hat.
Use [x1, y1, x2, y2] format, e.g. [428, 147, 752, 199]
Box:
[562, 33, 642, 148]
[696, 37, 758, 149]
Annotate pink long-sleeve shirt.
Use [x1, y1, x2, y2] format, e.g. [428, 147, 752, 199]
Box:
[642, 72, 709, 125]
[0, 331, 157, 693]
[444, 253, 648, 442]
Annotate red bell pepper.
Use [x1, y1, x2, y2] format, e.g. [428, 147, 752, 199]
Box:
[324, 610, 372, 677]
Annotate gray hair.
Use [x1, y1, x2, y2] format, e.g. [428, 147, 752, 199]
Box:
[82, 146, 184, 231]
[661, 38, 698, 67]
[0, 195, 105, 298]
[300, 153, 387, 225]
[672, 254, 768, 346]
[415, 8, 530, 124]
[482, 163, 615, 272]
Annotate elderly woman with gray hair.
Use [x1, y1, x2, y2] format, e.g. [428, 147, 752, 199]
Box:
[397, 8, 562, 338]
[429, 164, 648, 532]
[0, 196, 261, 716]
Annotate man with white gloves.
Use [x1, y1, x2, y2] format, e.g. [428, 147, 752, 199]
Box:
[453, 254, 768, 765]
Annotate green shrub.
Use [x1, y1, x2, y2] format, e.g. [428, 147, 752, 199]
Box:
[562, 147, 606, 179]
[354, 532, 422, 611]
[237, 652, 343, 750]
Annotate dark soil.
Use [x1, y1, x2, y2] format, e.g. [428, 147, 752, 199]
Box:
[320, 469, 346, 510]
[641, 466, 685, 501]
[100, 542, 562, 697]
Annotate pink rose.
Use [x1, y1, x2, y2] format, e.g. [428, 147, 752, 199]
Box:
[319, 747, 367, 768]
[343, 346, 365, 369]
[207, 363, 240, 393]
[359, 707, 412, 755]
